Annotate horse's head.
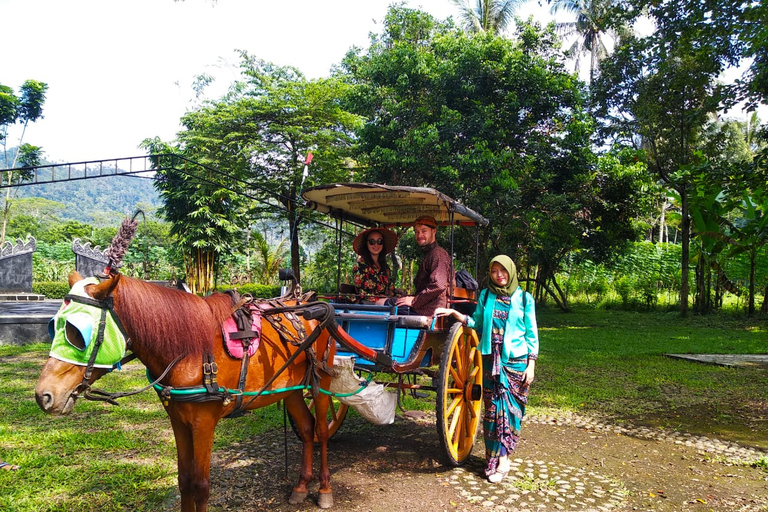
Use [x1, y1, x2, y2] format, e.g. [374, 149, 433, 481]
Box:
[35, 271, 124, 415]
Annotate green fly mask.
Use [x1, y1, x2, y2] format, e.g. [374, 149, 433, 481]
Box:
[48, 277, 129, 369]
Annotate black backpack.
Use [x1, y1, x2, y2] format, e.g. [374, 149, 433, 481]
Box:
[455, 269, 479, 290]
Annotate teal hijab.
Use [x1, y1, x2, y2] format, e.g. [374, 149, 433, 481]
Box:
[487, 255, 518, 297]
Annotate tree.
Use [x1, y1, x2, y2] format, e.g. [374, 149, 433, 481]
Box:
[342, 7, 649, 309]
[592, 7, 736, 315]
[143, 53, 362, 289]
[450, 0, 521, 35]
[220, 52, 360, 278]
[0, 79, 48, 244]
[140, 141, 249, 295]
[548, 0, 629, 83]
[250, 231, 288, 285]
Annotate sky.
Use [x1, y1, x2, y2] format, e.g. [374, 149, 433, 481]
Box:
[2, 0, 557, 164]
[2, 0, 760, 166]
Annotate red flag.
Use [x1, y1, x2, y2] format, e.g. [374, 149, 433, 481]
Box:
[305, 152, 314, 165]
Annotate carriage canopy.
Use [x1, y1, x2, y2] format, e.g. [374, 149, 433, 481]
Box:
[302, 183, 488, 228]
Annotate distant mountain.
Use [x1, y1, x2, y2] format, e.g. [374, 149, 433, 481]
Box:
[17, 172, 164, 225]
[2, 151, 164, 225]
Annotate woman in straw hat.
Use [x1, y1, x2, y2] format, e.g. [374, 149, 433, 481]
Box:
[352, 227, 398, 303]
[436, 255, 539, 484]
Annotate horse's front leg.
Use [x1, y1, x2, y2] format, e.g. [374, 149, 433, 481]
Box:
[284, 391, 318, 506]
[167, 403, 220, 512]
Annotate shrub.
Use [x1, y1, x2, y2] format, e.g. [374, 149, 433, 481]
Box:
[216, 283, 282, 299]
[614, 276, 634, 307]
[33, 282, 70, 299]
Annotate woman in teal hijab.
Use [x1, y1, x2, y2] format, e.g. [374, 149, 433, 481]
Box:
[436, 255, 539, 483]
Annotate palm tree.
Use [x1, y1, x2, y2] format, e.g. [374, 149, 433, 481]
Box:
[549, 0, 629, 83]
[251, 231, 288, 285]
[450, 0, 522, 35]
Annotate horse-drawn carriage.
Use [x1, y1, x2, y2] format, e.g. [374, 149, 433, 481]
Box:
[35, 183, 489, 511]
[301, 183, 488, 465]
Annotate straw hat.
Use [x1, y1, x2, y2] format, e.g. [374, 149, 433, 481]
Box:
[352, 227, 398, 256]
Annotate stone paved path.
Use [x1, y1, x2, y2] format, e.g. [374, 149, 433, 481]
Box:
[447, 413, 768, 511]
[207, 410, 768, 512]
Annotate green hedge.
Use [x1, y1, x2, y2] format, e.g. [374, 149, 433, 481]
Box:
[33, 281, 283, 300]
[217, 283, 283, 299]
[33, 282, 70, 299]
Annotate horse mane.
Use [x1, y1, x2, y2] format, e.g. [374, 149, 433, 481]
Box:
[114, 275, 234, 357]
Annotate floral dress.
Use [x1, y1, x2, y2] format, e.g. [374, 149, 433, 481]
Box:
[352, 261, 394, 300]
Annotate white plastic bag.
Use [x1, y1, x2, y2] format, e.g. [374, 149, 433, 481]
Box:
[329, 356, 396, 425]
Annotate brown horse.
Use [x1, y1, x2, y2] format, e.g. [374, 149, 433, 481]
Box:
[35, 271, 337, 511]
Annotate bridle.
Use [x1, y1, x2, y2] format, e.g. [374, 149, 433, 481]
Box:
[64, 291, 182, 406]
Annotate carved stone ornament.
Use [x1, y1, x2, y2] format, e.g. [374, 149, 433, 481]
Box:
[72, 238, 109, 263]
[0, 235, 36, 259]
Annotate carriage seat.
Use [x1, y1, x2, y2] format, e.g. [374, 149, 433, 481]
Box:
[332, 303, 431, 329]
[451, 286, 476, 300]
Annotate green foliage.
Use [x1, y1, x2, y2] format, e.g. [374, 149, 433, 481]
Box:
[32, 281, 70, 299]
[613, 275, 634, 307]
[342, 10, 650, 310]
[15, 176, 162, 226]
[302, 236, 358, 294]
[38, 219, 93, 243]
[450, 0, 519, 34]
[229, 282, 282, 299]
[33, 242, 74, 282]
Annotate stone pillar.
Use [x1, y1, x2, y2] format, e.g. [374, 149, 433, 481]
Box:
[72, 239, 109, 277]
[0, 236, 36, 293]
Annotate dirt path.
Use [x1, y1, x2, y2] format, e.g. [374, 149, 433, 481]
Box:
[200, 411, 768, 512]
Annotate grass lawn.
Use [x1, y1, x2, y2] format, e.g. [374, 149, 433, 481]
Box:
[0, 307, 766, 511]
[532, 307, 768, 447]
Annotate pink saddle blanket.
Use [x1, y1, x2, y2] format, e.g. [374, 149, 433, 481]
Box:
[221, 306, 261, 359]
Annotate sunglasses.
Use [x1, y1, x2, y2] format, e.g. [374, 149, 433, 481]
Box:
[367, 238, 384, 246]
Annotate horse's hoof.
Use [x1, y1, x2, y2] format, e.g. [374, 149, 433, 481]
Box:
[318, 491, 334, 509]
[288, 490, 308, 505]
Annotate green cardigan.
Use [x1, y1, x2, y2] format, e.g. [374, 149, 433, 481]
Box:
[465, 287, 539, 360]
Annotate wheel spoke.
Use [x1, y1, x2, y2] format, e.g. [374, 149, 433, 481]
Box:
[449, 365, 461, 385]
[451, 342, 464, 376]
[446, 395, 460, 417]
[462, 402, 471, 435]
[449, 402, 463, 446]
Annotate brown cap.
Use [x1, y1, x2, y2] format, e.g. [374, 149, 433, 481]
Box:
[352, 227, 398, 256]
[413, 215, 437, 229]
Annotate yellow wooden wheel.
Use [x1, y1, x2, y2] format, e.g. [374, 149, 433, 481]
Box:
[436, 322, 483, 466]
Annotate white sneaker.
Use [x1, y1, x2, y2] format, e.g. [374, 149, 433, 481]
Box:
[488, 471, 507, 483]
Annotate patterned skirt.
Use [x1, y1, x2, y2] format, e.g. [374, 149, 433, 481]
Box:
[481, 353, 530, 476]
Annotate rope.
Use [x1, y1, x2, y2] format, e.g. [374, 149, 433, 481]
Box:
[148, 369, 373, 398]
